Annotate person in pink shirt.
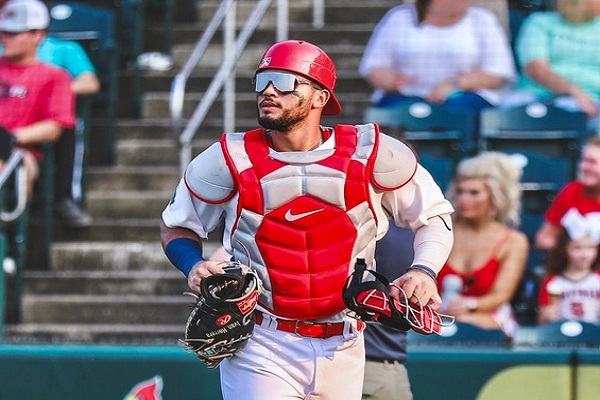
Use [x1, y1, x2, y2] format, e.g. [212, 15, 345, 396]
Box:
[0, 0, 75, 196]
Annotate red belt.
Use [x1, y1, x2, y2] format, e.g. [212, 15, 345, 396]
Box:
[255, 311, 361, 339]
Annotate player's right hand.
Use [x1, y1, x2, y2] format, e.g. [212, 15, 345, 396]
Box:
[187, 260, 228, 292]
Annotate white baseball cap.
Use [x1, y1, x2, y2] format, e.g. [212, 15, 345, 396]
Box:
[0, 0, 49, 33]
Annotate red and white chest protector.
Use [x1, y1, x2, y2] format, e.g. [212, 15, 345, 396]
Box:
[221, 124, 380, 320]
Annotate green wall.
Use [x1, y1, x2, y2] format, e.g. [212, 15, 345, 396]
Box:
[1, 344, 599, 399]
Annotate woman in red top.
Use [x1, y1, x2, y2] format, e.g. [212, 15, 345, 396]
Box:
[438, 151, 528, 336]
[536, 136, 600, 252]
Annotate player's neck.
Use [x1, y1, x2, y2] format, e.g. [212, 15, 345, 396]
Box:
[563, 266, 593, 281]
[268, 125, 324, 152]
[4, 53, 38, 66]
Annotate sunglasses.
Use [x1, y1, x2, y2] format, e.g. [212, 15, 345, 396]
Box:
[254, 71, 319, 94]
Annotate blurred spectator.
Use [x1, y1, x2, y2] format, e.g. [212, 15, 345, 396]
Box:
[359, 0, 516, 113]
[0, 0, 95, 226]
[508, 0, 553, 45]
[362, 224, 414, 400]
[439, 152, 528, 337]
[538, 208, 600, 324]
[42, 35, 98, 227]
[535, 136, 600, 251]
[505, 0, 600, 132]
[0, 0, 75, 197]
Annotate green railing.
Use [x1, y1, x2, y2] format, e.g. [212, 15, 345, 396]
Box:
[0, 234, 6, 336]
[0, 344, 598, 399]
[0, 150, 29, 330]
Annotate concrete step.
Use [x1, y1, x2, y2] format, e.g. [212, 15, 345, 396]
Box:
[133, 68, 371, 94]
[23, 270, 187, 296]
[3, 323, 184, 344]
[196, 0, 394, 28]
[86, 190, 171, 219]
[170, 42, 364, 71]
[141, 91, 371, 120]
[50, 242, 165, 271]
[85, 166, 179, 192]
[144, 21, 380, 47]
[49, 242, 222, 270]
[197, 0, 314, 28]
[20, 295, 192, 325]
[114, 139, 212, 167]
[113, 118, 177, 140]
[53, 219, 161, 242]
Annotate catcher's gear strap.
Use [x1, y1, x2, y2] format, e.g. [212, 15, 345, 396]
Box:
[343, 259, 411, 331]
[343, 259, 454, 335]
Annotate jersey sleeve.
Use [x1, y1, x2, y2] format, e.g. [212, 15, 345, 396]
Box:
[375, 134, 455, 231]
[515, 12, 553, 68]
[162, 143, 235, 238]
[474, 7, 516, 81]
[545, 182, 578, 226]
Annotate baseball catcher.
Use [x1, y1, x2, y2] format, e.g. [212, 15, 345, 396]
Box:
[182, 261, 261, 368]
[343, 259, 454, 335]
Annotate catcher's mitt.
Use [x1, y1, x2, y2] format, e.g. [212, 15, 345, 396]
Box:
[342, 259, 454, 335]
[182, 261, 261, 368]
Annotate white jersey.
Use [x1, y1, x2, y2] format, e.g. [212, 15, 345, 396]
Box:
[359, 4, 516, 104]
[539, 272, 600, 324]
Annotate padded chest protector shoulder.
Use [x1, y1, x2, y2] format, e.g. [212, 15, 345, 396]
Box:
[220, 124, 406, 320]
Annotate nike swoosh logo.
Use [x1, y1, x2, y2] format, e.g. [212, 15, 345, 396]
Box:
[284, 208, 324, 222]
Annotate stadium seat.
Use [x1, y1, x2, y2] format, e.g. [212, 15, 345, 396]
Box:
[69, 0, 146, 116]
[48, 2, 118, 164]
[364, 102, 477, 189]
[418, 153, 452, 192]
[69, 0, 144, 64]
[407, 321, 509, 348]
[479, 103, 588, 179]
[521, 321, 600, 348]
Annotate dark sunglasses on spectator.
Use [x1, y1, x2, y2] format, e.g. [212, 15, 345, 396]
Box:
[254, 71, 320, 94]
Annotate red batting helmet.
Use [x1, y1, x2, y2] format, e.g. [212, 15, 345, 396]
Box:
[255, 40, 342, 116]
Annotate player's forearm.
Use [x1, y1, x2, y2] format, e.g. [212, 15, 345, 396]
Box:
[525, 60, 578, 96]
[411, 213, 454, 275]
[456, 71, 506, 91]
[367, 68, 404, 92]
[12, 120, 63, 145]
[71, 72, 101, 95]
[160, 220, 205, 276]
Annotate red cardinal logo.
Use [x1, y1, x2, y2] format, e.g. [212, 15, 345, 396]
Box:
[123, 375, 163, 400]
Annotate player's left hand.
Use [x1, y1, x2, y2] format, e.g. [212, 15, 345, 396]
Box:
[390, 270, 442, 311]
